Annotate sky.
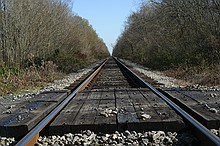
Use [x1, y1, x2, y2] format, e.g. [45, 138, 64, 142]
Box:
[72, 0, 141, 54]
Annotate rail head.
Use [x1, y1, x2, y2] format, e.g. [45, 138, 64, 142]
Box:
[15, 59, 108, 146]
[114, 57, 220, 146]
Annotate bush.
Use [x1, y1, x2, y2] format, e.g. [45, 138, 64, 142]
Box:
[113, 0, 220, 70]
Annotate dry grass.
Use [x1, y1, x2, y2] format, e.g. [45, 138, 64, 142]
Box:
[163, 65, 220, 87]
[0, 61, 65, 96]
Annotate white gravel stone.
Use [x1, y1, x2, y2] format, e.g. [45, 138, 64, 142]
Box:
[0, 63, 101, 146]
[141, 113, 151, 120]
[100, 108, 118, 117]
[35, 130, 200, 145]
[0, 137, 15, 146]
[0, 62, 98, 107]
[134, 67, 182, 88]
[119, 59, 191, 88]
[41, 68, 92, 92]
[209, 108, 218, 113]
[119, 59, 220, 91]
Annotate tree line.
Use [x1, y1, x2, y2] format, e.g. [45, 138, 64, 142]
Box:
[0, 0, 109, 72]
[113, 0, 220, 70]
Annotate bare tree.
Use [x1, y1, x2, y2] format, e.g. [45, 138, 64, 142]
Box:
[0, 0, 109, 71]
[113, 0, 220, 69]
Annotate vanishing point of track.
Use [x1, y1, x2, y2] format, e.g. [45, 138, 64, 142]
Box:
[14, 57, 220, 145]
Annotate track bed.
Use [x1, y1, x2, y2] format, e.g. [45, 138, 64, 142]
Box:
[49, 89, 184, 135]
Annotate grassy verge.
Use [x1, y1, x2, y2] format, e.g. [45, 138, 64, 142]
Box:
[163, 65, 220, 87]
[0, 62, 65, 96]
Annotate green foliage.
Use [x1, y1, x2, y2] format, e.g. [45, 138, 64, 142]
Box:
[0, 61, 64, 96]
[52, 49, 87, 73]
[0, 66, 20, 77]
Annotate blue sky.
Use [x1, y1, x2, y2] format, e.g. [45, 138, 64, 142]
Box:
[72, 0, 141, 54]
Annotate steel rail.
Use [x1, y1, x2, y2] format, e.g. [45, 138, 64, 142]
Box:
[114, 57, 220, 146]
[16, 59, 108, 146]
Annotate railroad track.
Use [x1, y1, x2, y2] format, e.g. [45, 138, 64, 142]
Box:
[5, 57, 220, 145]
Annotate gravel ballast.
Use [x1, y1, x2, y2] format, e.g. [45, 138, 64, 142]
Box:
[0, 65, 95, 146]
[0, 59, 220, 145]
[0, 137, 15, 146]
[35, 130, 199, 146]
[120, 59, 220, 91]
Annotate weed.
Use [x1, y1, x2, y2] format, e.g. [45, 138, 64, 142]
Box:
[163, 65, 220, 86]
[0, 62, 64, 96]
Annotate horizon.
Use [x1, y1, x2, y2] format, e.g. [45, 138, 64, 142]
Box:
[72, 0, 142, 54]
